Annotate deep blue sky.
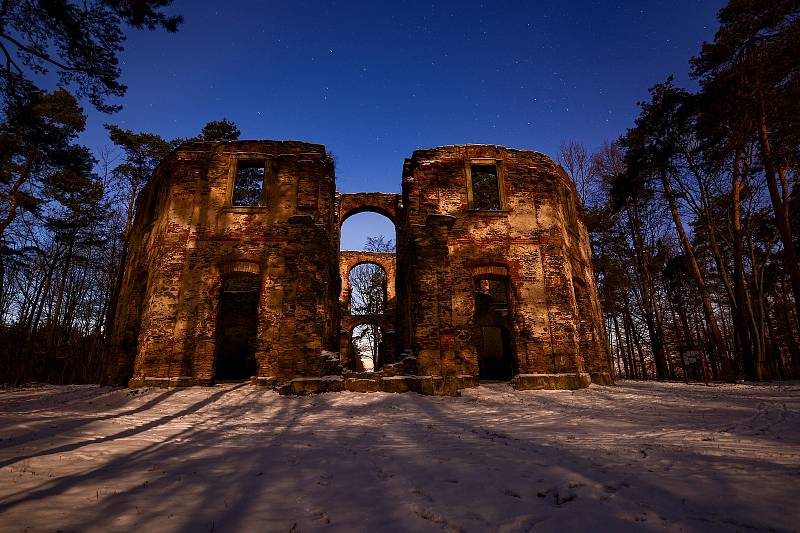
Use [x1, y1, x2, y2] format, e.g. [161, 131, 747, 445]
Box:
[75, 0, 726, 248]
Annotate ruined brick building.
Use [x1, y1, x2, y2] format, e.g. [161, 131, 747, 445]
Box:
[107, 141, 612, 394]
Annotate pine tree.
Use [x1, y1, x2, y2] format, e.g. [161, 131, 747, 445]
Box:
[691, 0, 800, 334]
[0, 1, 181, 112]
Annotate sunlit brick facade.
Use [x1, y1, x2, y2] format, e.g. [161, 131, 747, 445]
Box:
[108, 141, 612, 394]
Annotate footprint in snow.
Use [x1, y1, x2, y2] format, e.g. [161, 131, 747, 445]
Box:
[498, 514, 546, 533]
[537, 486, 577, 506]
[411, 488, 435, 502]
[603, 481, 630, 493]
[310, 509, 331, 524]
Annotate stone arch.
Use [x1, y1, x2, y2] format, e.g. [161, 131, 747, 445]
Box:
[471, 264, 508, 278]
[219, 260, 261, 276]
[470, 264, 516, 302]
[471, 267, 513, 316]
[338, 192, 400, 226]
[341, 314, 394, 335]
[339, 251, 396, 308]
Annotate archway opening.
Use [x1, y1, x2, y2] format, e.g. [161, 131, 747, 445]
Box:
[473, 274, 515, 380]
[340, 211, 395, 252]
[215, 271, 259, 381]
[351, 323, 386, 372]
[349, 262, 387, 315]
[340, 211, 397, 369]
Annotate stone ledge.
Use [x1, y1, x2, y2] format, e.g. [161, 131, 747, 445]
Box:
[128, 373, 602, 394]
[372, 375, 462, 396]
[251, 376, 279, 387]
[425, 213, 457, 228]
[344, 377, 382, 393]
[129, 376, 209, 388]
[511, 373, 592, 390]
[277, 376, 345, 395]
[274, 374, 478, 396]
[454, 375, 479, 390]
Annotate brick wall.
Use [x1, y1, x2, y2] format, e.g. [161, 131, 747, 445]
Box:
[109, 141, 611, 391]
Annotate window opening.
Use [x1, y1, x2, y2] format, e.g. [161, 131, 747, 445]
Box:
[470, 164, 501, 211]
[349, 263, 387, 315]
[232, 160, 266, 206]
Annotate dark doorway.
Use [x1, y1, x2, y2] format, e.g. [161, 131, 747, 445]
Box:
[478, 326, 513, 380]
[215, 272, 259, 381]
[473, 274, 515, 380]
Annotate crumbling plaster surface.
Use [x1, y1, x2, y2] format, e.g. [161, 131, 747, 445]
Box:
[398, 145, 610, 389]
[109, 141, 340, 388]
[108, 141, 611, 394]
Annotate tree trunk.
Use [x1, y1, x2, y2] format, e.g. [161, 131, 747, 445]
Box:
[103, 174, 140, 361]
[0, 153, 34, 302]
[626, 207, 667, 378]
[611, 312, 627, 377]
[730, 150, 756, 380]
[659, 170, 728, 381]
[756, 91, 800, 329]
[623, 294, 647, 379]
[778, 280, 800, 377]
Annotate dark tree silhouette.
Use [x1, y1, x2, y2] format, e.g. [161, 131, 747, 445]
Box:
[0, 0, 181, 112]
[196, 119, 241, 142]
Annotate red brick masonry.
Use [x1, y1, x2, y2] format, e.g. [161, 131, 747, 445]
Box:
[107, 141, 613, 394]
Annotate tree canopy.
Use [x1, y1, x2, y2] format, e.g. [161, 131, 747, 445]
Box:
[0, 0, 181, 112]
[196, 118, 241, 142]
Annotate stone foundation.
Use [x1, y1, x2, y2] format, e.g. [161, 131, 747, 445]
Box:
[511, 373, 592, 390]
[129, 376, 214, 388]
[276, 374, 478, 396]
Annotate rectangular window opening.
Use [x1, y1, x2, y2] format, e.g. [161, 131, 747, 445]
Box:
[232, 160, 266, 207]
[470, 164, 501, 211]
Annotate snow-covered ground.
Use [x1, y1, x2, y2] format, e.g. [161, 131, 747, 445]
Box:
[0, 381, 798, 532]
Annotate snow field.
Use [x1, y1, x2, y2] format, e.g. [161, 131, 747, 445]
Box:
[0, 380, 798, 532]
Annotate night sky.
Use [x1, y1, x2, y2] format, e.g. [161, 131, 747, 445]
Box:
[76, 0, 727, 248]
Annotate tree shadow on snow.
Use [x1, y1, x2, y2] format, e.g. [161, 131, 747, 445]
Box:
[0, 383, 795, 531]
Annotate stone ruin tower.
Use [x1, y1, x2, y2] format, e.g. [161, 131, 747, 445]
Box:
[107, 141, 612, 394]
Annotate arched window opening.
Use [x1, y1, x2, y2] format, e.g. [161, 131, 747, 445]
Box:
[351, 323, 385, 372]
[340, 212, 396, 252]
[349, 262, 387, 315]
[215, 271, 260, 381]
